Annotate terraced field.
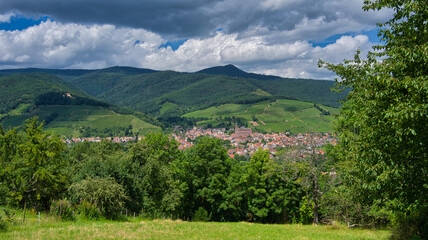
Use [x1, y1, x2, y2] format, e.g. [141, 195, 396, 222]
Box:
[1, 104, 160, 136]
[183, 99, 339, 133]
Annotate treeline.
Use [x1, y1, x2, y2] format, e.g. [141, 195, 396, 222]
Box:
[313, 104, 330, 116]
[78, 125, 135, 138]
[34, 92, 109, 107]
[0, 119, 389, 226]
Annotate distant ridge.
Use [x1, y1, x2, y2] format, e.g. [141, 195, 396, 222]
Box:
[197, 64, 280, 81]
[0, 66, 156, 77]
[0, 68, 94, 77]
[95, 66, 157, 75]
[0, 65, 347, 114]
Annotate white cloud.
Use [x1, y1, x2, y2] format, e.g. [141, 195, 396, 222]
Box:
[0, 20, 375, 80]
[0, 12, 14, 23]
[247, 34, 373, 79]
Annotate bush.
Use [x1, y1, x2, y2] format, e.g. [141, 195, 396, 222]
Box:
[0, 214, 7, 232]
[299, 196, 313, 224]
[76, 199, 101, 220]
[69, 177, 128, 219]
[0, 208, 16, 232]
[50, 199, 74, 221]
[391, 207, 428, 240]
[193, 207, 210, 222]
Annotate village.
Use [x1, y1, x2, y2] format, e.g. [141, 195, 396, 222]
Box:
[173, 125, 336, 158]
[65, 125, 337, 159]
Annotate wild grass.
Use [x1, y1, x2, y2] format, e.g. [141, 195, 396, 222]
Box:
[0, 215, 390, 240]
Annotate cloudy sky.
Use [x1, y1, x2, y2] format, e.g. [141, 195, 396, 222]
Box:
[0, 0, 393, 79]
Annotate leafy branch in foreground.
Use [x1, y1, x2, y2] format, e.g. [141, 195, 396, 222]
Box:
[320, 0, 427, 238]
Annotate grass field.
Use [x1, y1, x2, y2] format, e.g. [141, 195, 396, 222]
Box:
[183, 99, 339, 133]
[0, 216, 390, 240]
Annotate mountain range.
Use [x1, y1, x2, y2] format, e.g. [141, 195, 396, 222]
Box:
[0, 65, 348, 135]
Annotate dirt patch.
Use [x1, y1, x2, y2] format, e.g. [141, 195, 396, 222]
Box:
[249, 121, 259, 126]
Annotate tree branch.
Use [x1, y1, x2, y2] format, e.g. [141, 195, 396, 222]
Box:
[321, 182, 343, 196]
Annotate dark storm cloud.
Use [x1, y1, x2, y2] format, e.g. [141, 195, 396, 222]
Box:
[0, 0, 390, 39]
[0, 0, 219, 37]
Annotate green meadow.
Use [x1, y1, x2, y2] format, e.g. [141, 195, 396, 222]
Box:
[183, 99, 339, 133]
[0, 216, 390, 240]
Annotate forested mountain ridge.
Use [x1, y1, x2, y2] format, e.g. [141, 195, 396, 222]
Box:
[0, 73, 82, 114]
[197, 64, 280, 80]
[0, 65, 348, 133]
[0, 65, 347, 111]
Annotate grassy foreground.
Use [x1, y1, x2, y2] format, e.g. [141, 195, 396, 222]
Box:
[1, 217, 390, 240]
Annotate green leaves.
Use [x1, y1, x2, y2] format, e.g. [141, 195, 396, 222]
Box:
[69, 177, 128, 219]
[321, 0, 428, 229]
[0, 117, 68, 210]
[244, 149, 301, 223]
[127, 132, 183, 217]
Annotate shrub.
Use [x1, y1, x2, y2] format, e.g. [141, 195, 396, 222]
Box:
[193, 207, 210, 222]
[299, 196, 313, 224]
[76, 199, 101, 220]
[391, 207, 428, 240]
[0, 213, 7, 232]
[50, 199, 74, 221]
[69, 177, 128, 219]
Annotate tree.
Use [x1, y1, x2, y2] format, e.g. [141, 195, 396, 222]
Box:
[126, 132, 183, 218]
[0, 118, 68, 210]
[319, 0, 427, 236]
[69, 177, 127, 219]
[279, 142, 340, 224]
[245, 150, 301, 223]
[177, 136, 234, 221]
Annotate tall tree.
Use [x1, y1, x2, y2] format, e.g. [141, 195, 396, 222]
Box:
[0, 118, 68, 210]
[127, 132, 183, 217]
[320, 0, 427, 236]
[279, 142, 340, 225]
[245, 150, 301, 223]
[178, 136, 233, 221]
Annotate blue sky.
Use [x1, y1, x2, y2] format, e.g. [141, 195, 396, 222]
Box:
[0, 15, 50, 31]
[0, 0, 393, 79]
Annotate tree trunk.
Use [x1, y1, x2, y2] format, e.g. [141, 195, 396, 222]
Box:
[313, 205, 319, 225]
[312, 174, 320, 225]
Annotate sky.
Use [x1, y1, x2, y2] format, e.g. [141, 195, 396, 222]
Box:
[0, 0, 393, 80]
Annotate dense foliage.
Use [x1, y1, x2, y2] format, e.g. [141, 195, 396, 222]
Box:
[320, 0, 427, 238]
[0, 120, 359, 224]
[0, 118, 68, 210]
[0, 73, 75, 114]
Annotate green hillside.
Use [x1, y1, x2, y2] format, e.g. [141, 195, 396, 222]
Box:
[74, 66, 346, 117]
[1, 65, 347, 113]
[0, 73, 80, 114]
[0, 66, 346, 133]
[93, 71, 344, 117]
[183, 99, 339, 133]
[66, 66, 157, 96]
[0, 73, 160, 137]
[97, 71, 204, 113]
